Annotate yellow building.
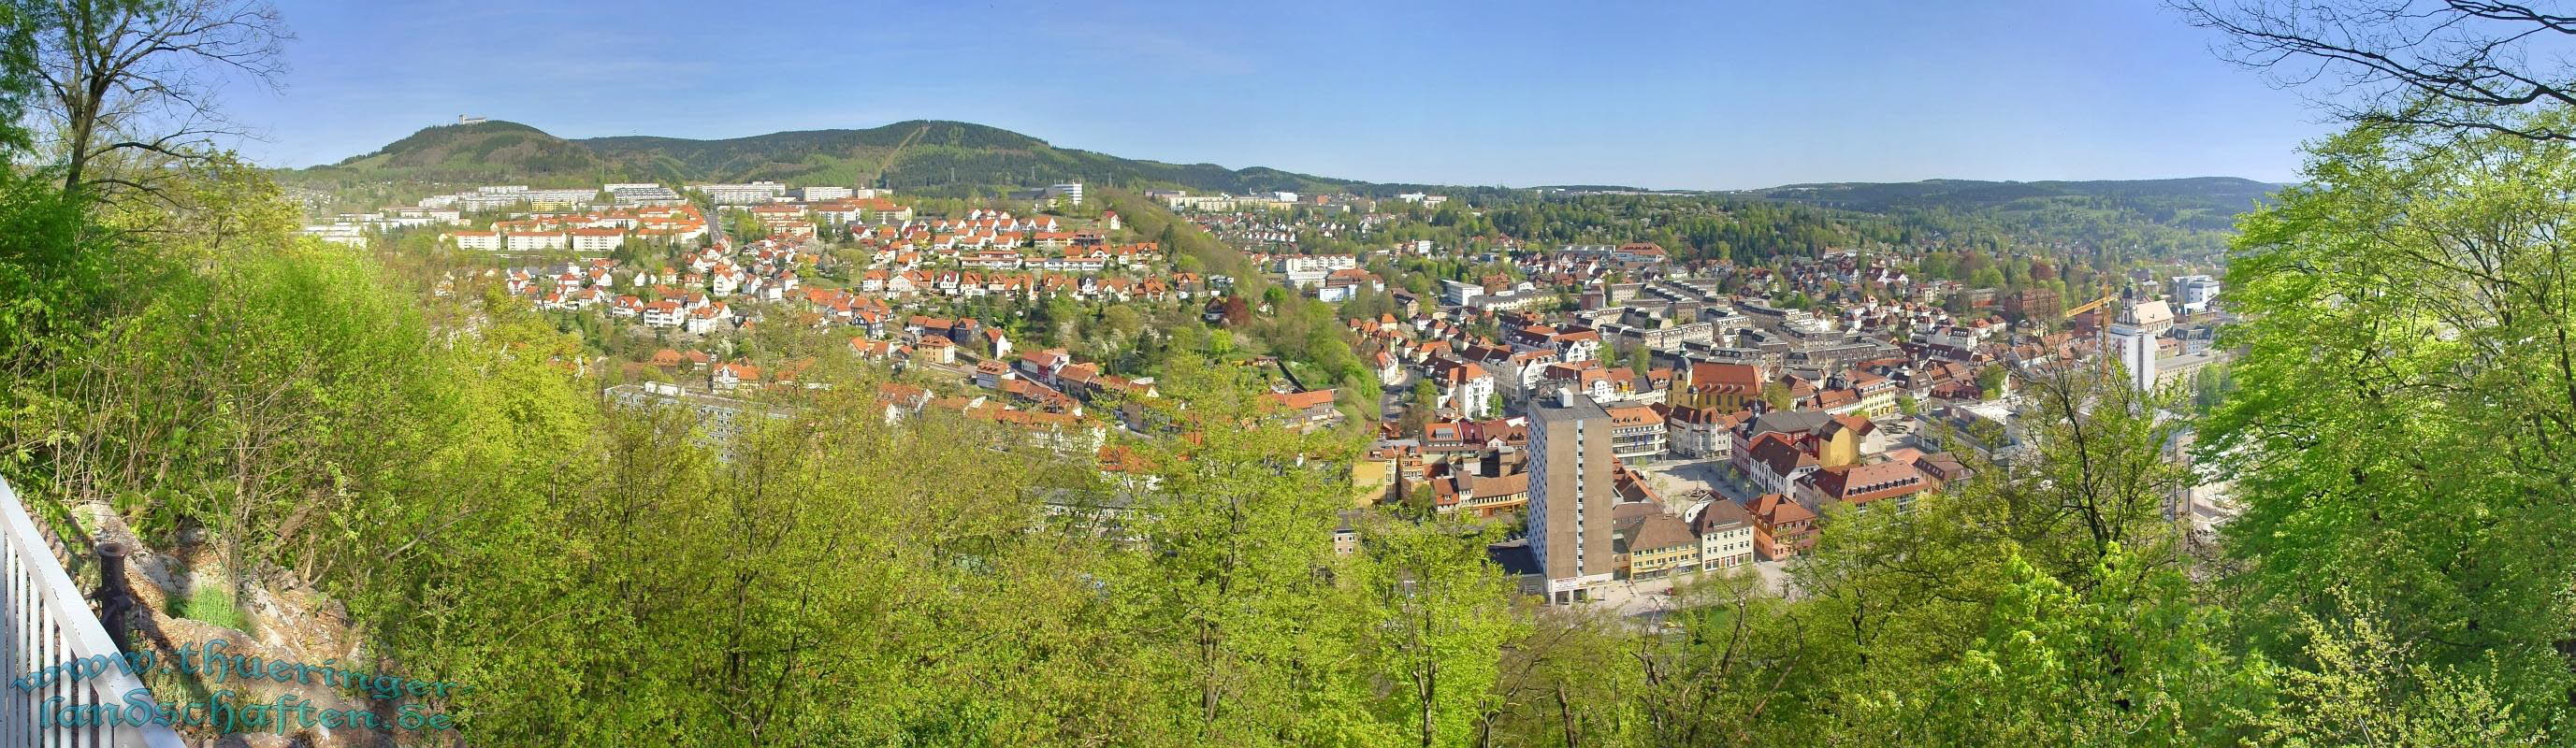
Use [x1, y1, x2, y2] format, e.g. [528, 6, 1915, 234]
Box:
[1351, 458, 1393, 507]
[1738, 410, 1874, 469]
[1816, 414, 1872, 468]
[1353, 446, 1427, 508]
[1676, 362, 1766, 412]
[1845, 370, 1900, 417]
[1615, 507, 1701, 581]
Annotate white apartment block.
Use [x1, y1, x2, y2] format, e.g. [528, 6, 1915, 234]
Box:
[692, 181, 789, 205]
[504, 232, 569, 252]
[568, 228, 626, 254]
[458, 194, 523, 211]
[446, 231, 501, 251]
[297, 223, 368, 248]
[610, 185, 686, 207]
[1281, 253, 1358, 286]
[521, 189, 598, 208]
[1044, 182, 1084, 206]
[389, 206, 464, 223]
[2171, 275, 2221, 314]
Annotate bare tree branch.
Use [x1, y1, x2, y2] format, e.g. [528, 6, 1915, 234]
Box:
[2176, 0, 2576, 138]
[23, 0, 290, 201]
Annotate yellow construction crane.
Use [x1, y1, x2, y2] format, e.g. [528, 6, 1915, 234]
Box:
[2063, 294, 2114, 319]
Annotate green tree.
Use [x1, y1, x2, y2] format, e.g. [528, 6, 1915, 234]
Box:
[2252, 591, 2544, 747]
[1758, 381, 1792, 410]
[1622, 342, 1650, 376]
[2207, 111, 2576, 734]
[1874, 547, 2272, 746]
[1975, 366, 2005, 399]
[1120, 358, 1375, 744]
[1352, 517, 1524, 747]
[1399, 378, 1439, 437]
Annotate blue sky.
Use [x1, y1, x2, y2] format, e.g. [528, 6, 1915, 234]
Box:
[231, 1, 2332, 189]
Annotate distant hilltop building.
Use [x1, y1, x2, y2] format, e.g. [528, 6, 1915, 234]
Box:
[456, 114, 487, 125]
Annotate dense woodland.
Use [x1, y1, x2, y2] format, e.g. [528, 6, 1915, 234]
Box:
[3, 1, 2575, 744]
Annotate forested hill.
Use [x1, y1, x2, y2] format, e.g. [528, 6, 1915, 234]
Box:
[294, 119, 1408, 196]
[1744, 177, 2284, 232]
[315, 121, 624, 184]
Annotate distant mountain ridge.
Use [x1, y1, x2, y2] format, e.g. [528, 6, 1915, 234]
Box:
[304, 119, 1379, 196]
[1743, 177, 2283, 232]
[298, 120, 2281, 227]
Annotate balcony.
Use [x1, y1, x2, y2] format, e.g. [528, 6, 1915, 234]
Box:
[0, 477, 187, 746]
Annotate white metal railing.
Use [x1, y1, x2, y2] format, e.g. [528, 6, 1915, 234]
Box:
[0, 478, 186, 747]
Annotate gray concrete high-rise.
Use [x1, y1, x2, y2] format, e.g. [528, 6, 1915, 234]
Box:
[1527, 388, 1619, 604]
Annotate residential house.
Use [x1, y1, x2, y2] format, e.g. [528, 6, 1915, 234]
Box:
[1740, 431, 1818, 496]
[1263, 389, 1342, 431]
[1797, 461, 1933, 515]
[1664, 405, 1741, 459]
[1747, 493, 1816, 561]
[1614, 503, 1700, 581]
[914, 335, 957, 364]
[1602, 404, 1667, 463]
[973, 360, 1015, 389]
[1691, 499, 1757, 570]
[1444, 360, 1499, 419]
[710, 363, 760, 393]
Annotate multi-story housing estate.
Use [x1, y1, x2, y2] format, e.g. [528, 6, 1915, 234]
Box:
[505, 231, 568, 252]
[1280, 254, 1358, 287]
[1043, 182, 1083, 206]
[567, 227, 625, 253]
[610, 185, 687, 207]
[520, 189, 598, 209]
